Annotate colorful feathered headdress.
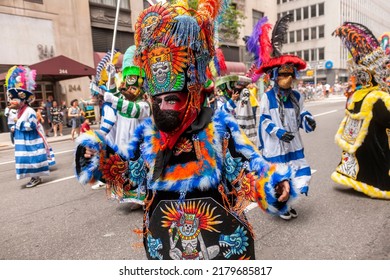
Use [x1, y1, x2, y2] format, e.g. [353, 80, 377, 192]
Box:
[333, 22, 390, 90]
[122, 45, 145, 87]
[5, 66, 36, 103]
[90, 50, 121, 96]
[134, 0, 223, 107]
[254, 14, 306, 79]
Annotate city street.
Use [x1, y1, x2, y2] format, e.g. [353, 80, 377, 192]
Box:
[0, 96, 389, 260]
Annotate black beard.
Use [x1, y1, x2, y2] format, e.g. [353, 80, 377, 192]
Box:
[152, 102, 181, 132]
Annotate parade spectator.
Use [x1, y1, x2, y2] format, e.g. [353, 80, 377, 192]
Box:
[324, 83, 331, 98]
[80, 118, 91, 133]
[75, 0, 293, 260]
[248, 83, 259, 124]
[4, 105, 17, 145]
[46, 95, 53, 131]
[37, 101, 51, 137]
[68, 99, 84, 141]
[50, 100, 64, 137]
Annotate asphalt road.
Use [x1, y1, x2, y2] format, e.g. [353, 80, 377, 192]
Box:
[0, 96, 389, 260]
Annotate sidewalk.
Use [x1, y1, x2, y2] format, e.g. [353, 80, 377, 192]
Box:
[0, 124, 99, 151]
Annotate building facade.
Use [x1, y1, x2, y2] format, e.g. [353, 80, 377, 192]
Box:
[277, 0, 390, 85]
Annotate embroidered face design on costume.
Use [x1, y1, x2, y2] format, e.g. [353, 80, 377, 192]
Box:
[141, 13, 160, 39]
[150, 46, 171, 86]
[180, 213, 198, 236]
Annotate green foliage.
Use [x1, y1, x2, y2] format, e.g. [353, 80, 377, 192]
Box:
[219, 4, 246, 42]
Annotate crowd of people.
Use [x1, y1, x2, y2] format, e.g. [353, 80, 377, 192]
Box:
[3, 0, 389, 260]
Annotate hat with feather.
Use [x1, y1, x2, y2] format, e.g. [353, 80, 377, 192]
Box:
[5, 66, 36, 104]
[254, 14, 306, 80]
[134, 0, 223, 104]
[332, 22, 390, 91]
[122, 45, 145, 88]
[90, 50, 121, 96]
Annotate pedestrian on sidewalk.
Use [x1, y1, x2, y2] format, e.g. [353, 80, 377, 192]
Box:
[50, 100, 64, 137]
[80, 118, 91, 133]
[5, 66, 55, 188]
[37, 101, 51, 137]
[4, 105, 17, 145]
[68, 99, 84, 141]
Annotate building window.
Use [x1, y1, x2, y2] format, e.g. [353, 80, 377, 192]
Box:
[311, 27, 317, 39]
[311, 4, 317, 17]
[282, 0, 287, 3]
[303, 28, 309, 41]
[311, 49, 317, 61]
[92, 27, 134, 53]
[282, 11, 288, 17]
[303, 6, 309, 19]
[277, 0, 280, 4]
[318, 25, 325, 38]
[318, 47, 325, 60]
[296, 29, 302, 42]
[296, 8, 301, 20]
[89, 0, 130, 9]
[319, 2, 325, 16]
[253, 10, 264, 27]
[143, 0, 149, 9]
[24, 0, 43, 3]
[296, 50, 302, 58]
[289, 31, 295, 43]
[304, 49, 309, 61]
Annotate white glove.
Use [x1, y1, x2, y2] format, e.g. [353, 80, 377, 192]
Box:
[104, 91, 114, 103]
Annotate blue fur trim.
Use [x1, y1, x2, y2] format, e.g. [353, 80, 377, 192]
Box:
[75, 132, 103, 185]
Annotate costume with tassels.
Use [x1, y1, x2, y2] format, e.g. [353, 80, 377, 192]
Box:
[5, 66, 55, 187]
[331, 22, 390, 199]
[75, 0, 296, 260]
[90, 47, 150, 205]
[215, 74, 258, 146]
[255, 15, 316, 205]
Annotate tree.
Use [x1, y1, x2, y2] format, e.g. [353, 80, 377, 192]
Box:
[218, 3, 246, 43]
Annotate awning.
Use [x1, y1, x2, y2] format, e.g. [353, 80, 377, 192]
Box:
[0, 55, 96, 82]
[225, 61, 247, 75]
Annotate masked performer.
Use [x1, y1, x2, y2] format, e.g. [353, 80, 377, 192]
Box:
[75, 0, 295, 259]
[104, 45, 151, 205]
[215, 75, 258, 146]
[5, 66, 55, 187]
[255, 15, 316, 220]
[331, 22, 390, 199]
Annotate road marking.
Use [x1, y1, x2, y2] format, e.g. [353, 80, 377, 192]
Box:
[244, 202, 258, 213]
[0, 149, 73, 165]
[313, 110, 338, 117]
[39, 175, 76, 187]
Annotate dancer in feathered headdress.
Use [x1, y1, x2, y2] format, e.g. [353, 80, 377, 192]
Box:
[331, 22, 390, 199]
[75, 0, 296, 259]
[255, 14, 316, 220]
[100, 45, 150, 205]
[5, 66, 55, 188]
